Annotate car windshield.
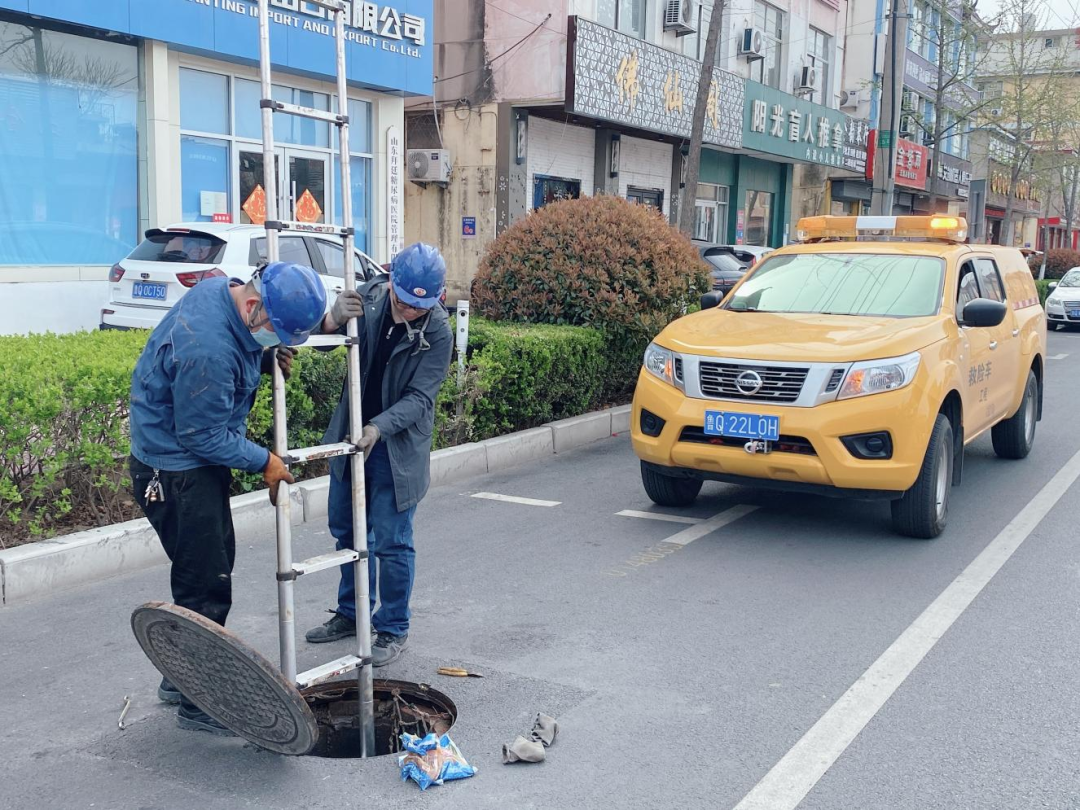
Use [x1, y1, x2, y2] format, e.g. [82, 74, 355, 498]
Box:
[128, 233, 226, 264]
[1058, 269, 1080, 287]
[726, 252, 945, 317]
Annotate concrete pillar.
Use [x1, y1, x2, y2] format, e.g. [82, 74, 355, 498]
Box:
[496, 104, 528, 234]
[141, 41, 180, 231]
[593, 129, 621, 197]
[373, 95, 405, 264]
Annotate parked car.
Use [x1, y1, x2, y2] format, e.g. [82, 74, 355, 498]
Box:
[1044, 267, 1080, 329]
[100, 223, 384, 331]
[692, 240, 755, 296]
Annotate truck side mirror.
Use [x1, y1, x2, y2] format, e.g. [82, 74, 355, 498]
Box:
[961, 298, 1007, 328]
[700, 292, 724, 310]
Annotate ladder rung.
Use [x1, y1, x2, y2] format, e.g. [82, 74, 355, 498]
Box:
[297, 654, 365, 689]
[303, 334, 355, 348]
[303, 0, 348, 11]
[284, 442, 357, 465]
[269, 220, 352, 236]
[265, 100, 345, 125]
[293, 549, 359, 577]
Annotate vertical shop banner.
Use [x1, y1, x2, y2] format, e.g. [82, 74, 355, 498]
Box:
[386, 125, 403, 259]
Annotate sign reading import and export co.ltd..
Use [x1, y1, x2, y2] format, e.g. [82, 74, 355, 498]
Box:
[0, 0, 434, 95]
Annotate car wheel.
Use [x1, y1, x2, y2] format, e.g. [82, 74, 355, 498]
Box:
[640, 462, 703, 507]
[991, 370, 1038, 460]
[891, 413, 954, 540]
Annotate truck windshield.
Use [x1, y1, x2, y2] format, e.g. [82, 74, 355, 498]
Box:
[726, 253, 945, 317]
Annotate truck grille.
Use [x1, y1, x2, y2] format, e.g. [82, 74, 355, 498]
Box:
[698, 362, 809, 403]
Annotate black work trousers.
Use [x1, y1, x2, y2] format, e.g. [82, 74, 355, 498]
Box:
[130, 457, 236, 627]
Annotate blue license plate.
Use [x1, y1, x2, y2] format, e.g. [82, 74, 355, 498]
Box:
[1070, 309, 1080, 319]
[704, 411, 780, 441]
[132, 281, 167, 301]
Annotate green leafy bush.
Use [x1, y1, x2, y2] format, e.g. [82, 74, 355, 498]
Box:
[471, 195, 709, 401]
[1028, 249, 1080, 280]
[1, 318, 613, 544]
[1035, 279, 1054, 306]
[0, 330, 149, 544]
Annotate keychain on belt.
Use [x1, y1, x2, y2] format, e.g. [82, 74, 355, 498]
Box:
[144, 469, 165, 504]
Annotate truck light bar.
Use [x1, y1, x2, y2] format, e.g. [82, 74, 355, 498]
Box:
[796, 216, 968, 243]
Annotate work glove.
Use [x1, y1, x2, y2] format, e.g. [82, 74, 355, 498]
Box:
[529, 713, 559, 747]
[356, 424, 381, 461]
[261, 346, 297, 380]
[502, 736, 545, 764]
[329, 289, 364, 330]
[263, 452, 295, 506]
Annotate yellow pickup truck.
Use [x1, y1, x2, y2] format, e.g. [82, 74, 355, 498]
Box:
[631, 216, 1046, 538]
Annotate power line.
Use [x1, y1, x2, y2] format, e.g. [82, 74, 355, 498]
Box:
[434, 13, 553, 85]
[485, 1, 567, 38]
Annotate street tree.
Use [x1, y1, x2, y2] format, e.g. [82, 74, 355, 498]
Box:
[679, 0, 725, 238]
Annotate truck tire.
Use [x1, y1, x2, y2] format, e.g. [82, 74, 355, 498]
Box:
[640, 462, 703, 507]
[991, 370, 1038, 460]
[891, 414, 953, 540]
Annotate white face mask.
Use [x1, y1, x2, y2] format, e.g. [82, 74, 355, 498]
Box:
[252, 327, 281, 348]
[247, 300, 281, 347]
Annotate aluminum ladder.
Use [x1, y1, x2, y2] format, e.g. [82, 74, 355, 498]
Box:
[256, 0, 376, 756]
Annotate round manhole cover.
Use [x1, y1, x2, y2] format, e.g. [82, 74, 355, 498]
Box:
[131, 602, 318, 755]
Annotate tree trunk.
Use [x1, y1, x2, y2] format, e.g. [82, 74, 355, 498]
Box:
[678, 1, 725, 239]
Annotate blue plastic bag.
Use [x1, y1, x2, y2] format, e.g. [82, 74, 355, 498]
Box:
[398, 732, 477, 791]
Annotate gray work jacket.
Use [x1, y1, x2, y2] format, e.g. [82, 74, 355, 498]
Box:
[323, 276, 452, 511]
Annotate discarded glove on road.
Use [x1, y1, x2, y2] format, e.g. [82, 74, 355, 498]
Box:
[398, 732, 477, 790]
[502, 712, 559, 764]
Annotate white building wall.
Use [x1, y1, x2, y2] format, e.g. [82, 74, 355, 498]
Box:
[527, 117, 596, 209]
[618, 136, 674, 215]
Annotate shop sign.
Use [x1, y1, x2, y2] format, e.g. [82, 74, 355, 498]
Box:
[387, 125, 403, 259]
[904, 50, 977, 110]
[566, 17, 743, 149]
[895, 138, 929, 189]
[937, 161, 972, 186]
[743, 81, 869, 171]
[990, 171, 1040, 203]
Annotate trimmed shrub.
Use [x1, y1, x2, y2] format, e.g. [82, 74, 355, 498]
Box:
[1028, 249, 1080, 280]
[1, 318, 610, 544]
[471, 195, 710, 400]
[1035, 279, 1054, 307]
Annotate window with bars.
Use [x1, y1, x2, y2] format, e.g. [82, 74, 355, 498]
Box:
[808, 28, 831, 102]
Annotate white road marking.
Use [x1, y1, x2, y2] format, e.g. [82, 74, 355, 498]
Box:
[662, 504, 759, 546]
[471, 492, 561, 507]
[616, 509, 704, 525]
[1048, 353, 1069, 360]
[732, 447, 1080, 810]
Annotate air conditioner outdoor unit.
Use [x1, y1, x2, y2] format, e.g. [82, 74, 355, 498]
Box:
[664, 0, 697, 35]
[840, 87, 864, 109]
[899, 114, 917, 139]
[739, 27, 765, 59]
[901, 90, 919, 111]
[406, 149, 451, 183]
[798, 65, 818, 92]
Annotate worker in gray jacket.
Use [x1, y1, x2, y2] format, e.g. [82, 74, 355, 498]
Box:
[306, 243, 452, 666]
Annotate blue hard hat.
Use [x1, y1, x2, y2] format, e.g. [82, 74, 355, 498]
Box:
[258, 261, 327, 346]
[390, 243, 446, 308]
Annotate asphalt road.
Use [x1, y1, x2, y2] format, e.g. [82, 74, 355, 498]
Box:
[3, 331, 1080, 810]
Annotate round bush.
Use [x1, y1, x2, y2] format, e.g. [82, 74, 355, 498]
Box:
[472, 195, 710, 336]
[1028, 249, 1080, 280]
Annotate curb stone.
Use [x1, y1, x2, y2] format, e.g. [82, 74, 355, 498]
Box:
[0, 405, 630, 606]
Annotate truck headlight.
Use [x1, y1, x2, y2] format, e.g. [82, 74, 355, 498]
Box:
[643, 343, 675, 385]
[838, 352, 921, 400]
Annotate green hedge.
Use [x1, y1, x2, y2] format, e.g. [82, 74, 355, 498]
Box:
[0, 318, 629, 544]
[1035, 279, 1054, 306]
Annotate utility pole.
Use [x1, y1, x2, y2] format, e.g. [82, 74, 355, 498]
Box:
[871, 0, 911, 215]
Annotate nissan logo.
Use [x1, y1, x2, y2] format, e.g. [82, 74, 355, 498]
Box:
[735, 370, 764, 395]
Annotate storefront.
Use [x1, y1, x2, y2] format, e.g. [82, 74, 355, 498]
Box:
[0, 0, 432, 334]
[969, 161, 1040, 247]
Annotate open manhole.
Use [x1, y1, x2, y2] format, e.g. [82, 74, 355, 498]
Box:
[303, 680, 456, 758]
[132, 602, 455, 757]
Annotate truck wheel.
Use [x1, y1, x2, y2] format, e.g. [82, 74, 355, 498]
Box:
[640, 462, 703, 507]
[991, 370, 1038, 460]
[891, 414, 953, 540]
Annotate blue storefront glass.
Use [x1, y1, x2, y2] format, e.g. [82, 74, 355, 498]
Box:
[0, 21, 139, 265]
[180, 137, 231, 222]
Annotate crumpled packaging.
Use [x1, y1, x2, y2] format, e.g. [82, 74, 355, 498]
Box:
[398, 732, 477, 790]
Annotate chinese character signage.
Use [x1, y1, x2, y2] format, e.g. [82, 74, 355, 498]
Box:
[387, 125, 403, 259]
[9, 0, 435, 96]
[904, 50, 977, 111]
[743, 81, 868, 171]
[566, 16, 743, 148]
[866, 133, 928, 190]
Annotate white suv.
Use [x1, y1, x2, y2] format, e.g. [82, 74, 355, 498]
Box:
[100, 223, 384, 331]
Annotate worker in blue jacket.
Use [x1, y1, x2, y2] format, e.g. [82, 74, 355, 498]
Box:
[128, 261, 357, 735]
